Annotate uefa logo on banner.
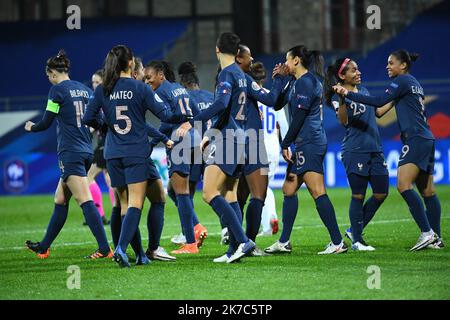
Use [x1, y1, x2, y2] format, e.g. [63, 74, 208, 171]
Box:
[4, 159, 28, 194]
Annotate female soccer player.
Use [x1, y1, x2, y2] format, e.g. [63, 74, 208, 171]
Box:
[84, 69, 111, 226]
[168, 61, 223, 246]
[250, 61, 289, 237]
[333, 50, 443, 250]
[234, 45, 287, 256]
[176, 32, 256, 263]
[83, 45, 188, 267]
[24, 50, 112, 260]
[324, 58, 394, 251]
[264, 45, 347, 255]
[144, 60, 204, 255]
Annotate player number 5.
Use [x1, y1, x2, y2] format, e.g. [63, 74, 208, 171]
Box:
[114, 105, 132, 135]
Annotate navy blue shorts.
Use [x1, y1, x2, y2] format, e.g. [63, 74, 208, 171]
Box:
[205, 139, 245, 178]
[243, 138, 269, 176]
[342, 152, 388, 177]
[189, 163, 204, 183]
[58, 151, 93, 182]
[148, 158, 161, 181]
[189, 147, 204, 183]
[398, 137, 435, 174]
[107, 157, 152, 188]
[287, 144, 326, 176]
[167, 145, 191, 178]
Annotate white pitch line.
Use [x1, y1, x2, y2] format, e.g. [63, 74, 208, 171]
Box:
[1, 216, 448, 252]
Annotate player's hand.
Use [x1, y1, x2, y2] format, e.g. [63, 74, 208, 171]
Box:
[200, 136, 210, 152]
[272, 63, 283, 78]
[165, 139, 174, 149]
[24, 121, 34, 132]
[333, 84, 348, 96]
[282, 148, 293, 163]
[260, 110, 264, 120]
[176, 122, 192, 137]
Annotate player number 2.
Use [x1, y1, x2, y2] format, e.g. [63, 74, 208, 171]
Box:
[235, 91, 246, 120]
[114, 105, 132, 135]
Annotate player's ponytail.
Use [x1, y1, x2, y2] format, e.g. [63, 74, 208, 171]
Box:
[287, 45, 324, 78]
[161, 61, 176, 83]
[46, 49, 71, 74]
[323, 58, 352, 106]
[178, 61, 199, 87]
[391, 49, 420, 72]
[103, 45, 134, 97]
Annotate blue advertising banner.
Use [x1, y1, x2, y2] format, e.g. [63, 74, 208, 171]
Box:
[1, 140, 449, 195]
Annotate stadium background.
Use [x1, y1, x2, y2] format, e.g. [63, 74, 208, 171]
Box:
[1, 0, 450, 195]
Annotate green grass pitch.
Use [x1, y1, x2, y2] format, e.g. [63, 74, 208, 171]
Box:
[0, 186, 449, 300]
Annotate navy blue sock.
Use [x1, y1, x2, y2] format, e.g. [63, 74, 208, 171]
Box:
[110, 206, 122, 249]
[400, 190, 431, 232]
[168, 188, 178, 206]
[210, 196, 248, 244]
[177, 194, 195, 244]
[190, 195, 200, 228]
[129, 226, 145, 257]
[349, 197, 364, 243]
[227, 202, 243, 256]
[118, 207, 142, 253]
[81, 201, 110, 252]
[245, 198, 264, 242]
[362, 196, 383, 228]
[279, 195, 298, 243]
[315, 195, 342, 245]
[424, 195, 441, 237]
[238, 199, 246, 220]
[147, 202, 165, 251]
[40, 204, 69, 251]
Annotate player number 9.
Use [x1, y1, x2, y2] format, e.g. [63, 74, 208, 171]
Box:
[401, 145, 409, 159]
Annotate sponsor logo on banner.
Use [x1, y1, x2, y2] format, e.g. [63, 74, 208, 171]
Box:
[4, 159, 28, 193]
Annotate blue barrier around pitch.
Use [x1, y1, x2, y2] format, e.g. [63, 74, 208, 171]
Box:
[2, 139, 449, 196]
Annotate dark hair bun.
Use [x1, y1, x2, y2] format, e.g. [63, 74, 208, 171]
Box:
[46, 49, 70, 73]
[178, 62, 197, 75]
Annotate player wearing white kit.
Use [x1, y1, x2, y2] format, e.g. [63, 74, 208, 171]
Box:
[251, 62, 289, 236]
[252, 62, 289, 236]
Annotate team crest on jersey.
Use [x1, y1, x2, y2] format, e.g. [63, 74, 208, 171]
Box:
[357, 163, 363, 171]
[332, 101, 340, 112]
[154, 93, 163, 103]
[251, 81, 261, 91]
[4, 159, 28, 194]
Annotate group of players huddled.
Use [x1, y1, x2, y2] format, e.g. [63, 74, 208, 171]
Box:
[24, 32, 443, 268]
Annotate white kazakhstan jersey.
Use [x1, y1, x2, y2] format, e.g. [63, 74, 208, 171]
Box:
[257, 88, 289, 184]
[257, 89, 289, 158]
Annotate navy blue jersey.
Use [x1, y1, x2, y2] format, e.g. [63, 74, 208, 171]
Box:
[197, 63, 247, 144]
[156, 81, 200, 144]
[332, 86, 382, 153]
[347, 74, 434, 142]
[285, 72, 326, 148]
[83, 77, 180, 159]
[47, 80, 93, 155]
[188, 88, 215, 133]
